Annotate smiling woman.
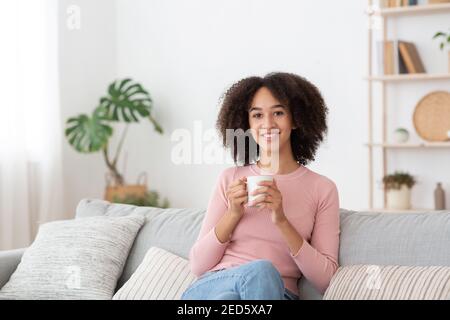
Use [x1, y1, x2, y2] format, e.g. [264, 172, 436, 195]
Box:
[182, 72, 340, 300]
[0, 0, 64, 250]
[217, 72, 328, 169]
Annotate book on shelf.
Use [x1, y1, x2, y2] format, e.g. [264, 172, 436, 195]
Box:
[377, 40, 425, 75]
[377, 40, 408, 75]
[398, 41, 426, 73]
[377, 0, 418, 8]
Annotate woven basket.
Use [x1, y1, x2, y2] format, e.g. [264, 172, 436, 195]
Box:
[104, 172, 148, 202]
[413, 91, 450, 142]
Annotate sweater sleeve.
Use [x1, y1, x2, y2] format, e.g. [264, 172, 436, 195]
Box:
[188, 168, 234, 277]
[291, 179, 340, 294]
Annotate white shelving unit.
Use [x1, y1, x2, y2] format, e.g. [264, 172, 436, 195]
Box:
[371, 2, 450, 16]
[367, 142, 450, 148]
[366, 73, 450, 81]
[366, 1, 450, 212]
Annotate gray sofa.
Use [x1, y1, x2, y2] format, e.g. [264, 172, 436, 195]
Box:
[1, 198, 450, 300]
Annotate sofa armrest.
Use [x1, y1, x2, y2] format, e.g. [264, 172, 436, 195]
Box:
[0, 248, 26, 289]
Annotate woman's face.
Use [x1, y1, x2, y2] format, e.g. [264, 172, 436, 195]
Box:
[248, 87, 295, 153]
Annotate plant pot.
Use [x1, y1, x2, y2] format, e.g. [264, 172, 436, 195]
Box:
[386, 185, 412, 210]
[104, 184, 147, 202]
[104, 172, 148, 202]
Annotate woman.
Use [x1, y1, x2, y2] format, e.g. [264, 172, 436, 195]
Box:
[181, 72, 340, 300]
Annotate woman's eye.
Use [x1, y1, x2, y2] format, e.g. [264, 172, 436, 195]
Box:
[274, 111, 284, 116]
[252, 113, 262, 118]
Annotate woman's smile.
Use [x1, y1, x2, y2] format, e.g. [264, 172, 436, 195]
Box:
[260, 130, 280, 143]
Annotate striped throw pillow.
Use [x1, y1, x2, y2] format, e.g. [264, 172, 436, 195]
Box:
[324, 265, 450, 300]
[113, 247, 197, 300]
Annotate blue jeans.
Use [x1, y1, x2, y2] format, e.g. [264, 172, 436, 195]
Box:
[181, 260, 299, 300]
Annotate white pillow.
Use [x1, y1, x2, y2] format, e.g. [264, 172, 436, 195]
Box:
[324, 265, 450, 300]
[113, 247, 197, 300]
[0, 215, 145, 300]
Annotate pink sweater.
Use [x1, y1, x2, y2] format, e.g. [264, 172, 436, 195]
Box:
[189, 164, 340, 294]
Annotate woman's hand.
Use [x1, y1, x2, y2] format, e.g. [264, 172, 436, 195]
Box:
[225, 177, 248, 219]
[249, 179, 287, 225]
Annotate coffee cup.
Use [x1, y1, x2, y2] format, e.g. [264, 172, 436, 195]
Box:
[247, 175, 274, 207]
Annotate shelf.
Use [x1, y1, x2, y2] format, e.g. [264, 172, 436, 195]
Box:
[365, 73, 450, 82]
[365, 0, 450, 211]
[362, 208, 440, 214]
[366, 142, 450, 148]
[368, 3, 450, 17]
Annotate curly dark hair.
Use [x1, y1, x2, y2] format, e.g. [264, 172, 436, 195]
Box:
[216, 72, 328, 166]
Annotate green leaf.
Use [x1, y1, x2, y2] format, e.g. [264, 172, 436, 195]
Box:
[433, 32, 446, 39]
[65, 78, 164, 156]
[121, 107, 131, 122]
[64, 112, 113, 153]
[112, 190, 170, 208]
[123, 83, 141, 95]
[108, 81, 117, 97]
[118, 78, 132, 91]
[99, 79, 155, 124]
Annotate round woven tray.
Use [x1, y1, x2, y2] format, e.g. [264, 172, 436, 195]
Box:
[413, 91, 450, 142]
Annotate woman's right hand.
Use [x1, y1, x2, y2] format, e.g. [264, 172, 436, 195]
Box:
[225, 177, 248, 218]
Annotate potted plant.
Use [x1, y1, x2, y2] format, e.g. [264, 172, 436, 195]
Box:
[113, 189, 170, 208]
[432, 29, 450, 73]
[383, 171, 416, 210]
[65, 78, 169, 207]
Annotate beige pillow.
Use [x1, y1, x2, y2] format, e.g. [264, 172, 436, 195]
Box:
[113, 247, 196, 300]
[0, 215, 145, 300]
[324, 265, 450, 300]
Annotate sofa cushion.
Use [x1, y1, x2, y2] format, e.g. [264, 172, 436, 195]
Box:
[301, 210, 450, 300]
[75, 199, 204, 289]
[0, 215, 144, 300]
[339, 210, 450, 266]
[323, 265, 450, 300]
[113, 247, 197, 300]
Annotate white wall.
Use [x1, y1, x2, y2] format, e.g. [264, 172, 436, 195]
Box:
[60, 0, 450, 213]
[59, 0, 118, 215]
[115, 0, 369, 210]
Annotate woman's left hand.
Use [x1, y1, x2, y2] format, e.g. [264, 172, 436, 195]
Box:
[250, 179, 287, 225]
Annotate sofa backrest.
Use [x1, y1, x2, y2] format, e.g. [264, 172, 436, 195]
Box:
[300, 208, 450, 299]
[76, 199, 450, 300]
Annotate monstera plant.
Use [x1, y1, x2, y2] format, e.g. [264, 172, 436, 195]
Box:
[65, 78, 163, 189]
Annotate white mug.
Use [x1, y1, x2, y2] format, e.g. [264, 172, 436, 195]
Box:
[247, 175, 274, 207]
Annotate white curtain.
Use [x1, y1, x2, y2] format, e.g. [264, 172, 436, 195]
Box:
[0, 0, 65, 250]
